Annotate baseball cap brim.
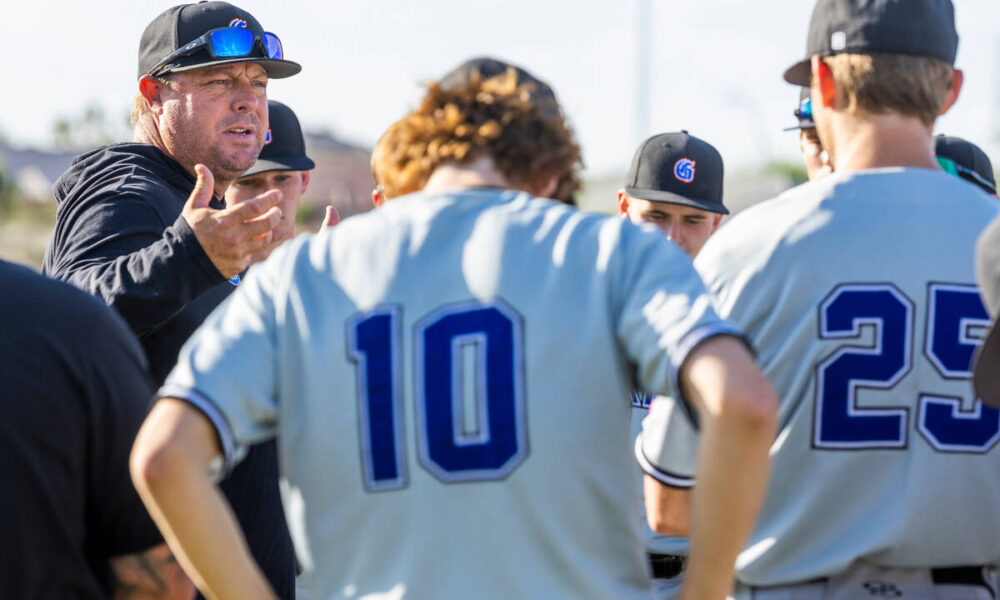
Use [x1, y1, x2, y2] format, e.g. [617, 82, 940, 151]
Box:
[163, 56, 302, 79]
[783, 123, 816, 132]
[241, 155, 315, 177]
[784, 59, 812, 86]
[974, 322, 1000, 409]
[625, 186, 729, 215]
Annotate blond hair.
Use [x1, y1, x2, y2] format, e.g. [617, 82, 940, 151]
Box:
[821, 53, 954, 127]
[371, 68, 582, 199]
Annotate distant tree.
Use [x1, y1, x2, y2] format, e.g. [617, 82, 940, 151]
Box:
[762, 160, 809, 187]
[51, 102, 131, 150]
[0, 166, 16, 219]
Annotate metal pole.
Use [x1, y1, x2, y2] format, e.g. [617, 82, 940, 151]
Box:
[634, 0, 651, 147]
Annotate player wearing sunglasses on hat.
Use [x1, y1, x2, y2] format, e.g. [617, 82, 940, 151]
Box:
[43, 3, 301, 599]
[935, 134, 997, 196]
[785, 88, 834, 181]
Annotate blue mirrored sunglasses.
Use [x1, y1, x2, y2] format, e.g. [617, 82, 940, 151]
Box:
[794, 97, 813, 121]
[149, 27, 283, 76]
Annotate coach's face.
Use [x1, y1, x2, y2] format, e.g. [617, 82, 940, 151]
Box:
[153, 63, 269, 184]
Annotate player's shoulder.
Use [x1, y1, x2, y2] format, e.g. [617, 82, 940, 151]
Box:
[695, 177, 832, 276]
[0, 260, 142, 356]
[319, 188, 625, 255]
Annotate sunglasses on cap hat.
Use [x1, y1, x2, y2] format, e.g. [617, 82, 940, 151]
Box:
[149, 27, 283, 77]
[937, 156, 998, 195]
[795, 97, 813, 122]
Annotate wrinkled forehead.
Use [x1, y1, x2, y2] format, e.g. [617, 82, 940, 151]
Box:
[177, 61, 269, 80]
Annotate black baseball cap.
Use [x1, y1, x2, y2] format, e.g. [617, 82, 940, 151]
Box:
[935, 135, 997, 195]
[138, 2, 301, 80]
[439, 57, 561, 119]
[974, 216, 1000, 407]
[624, 132, 727, 215]
[240, 101, 315, 177]
[783, 0, 958, 86]
[784, 88, 816, 131]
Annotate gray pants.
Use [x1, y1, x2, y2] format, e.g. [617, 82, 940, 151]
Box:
[731, 564, 999, 600]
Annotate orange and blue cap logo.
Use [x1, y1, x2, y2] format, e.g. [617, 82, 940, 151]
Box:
[264, 129, 272, 145]
[674, 158, 696, 183]
[229, 18, 248, 28]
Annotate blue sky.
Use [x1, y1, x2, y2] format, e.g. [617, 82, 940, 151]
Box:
[2, 0, 997, 175]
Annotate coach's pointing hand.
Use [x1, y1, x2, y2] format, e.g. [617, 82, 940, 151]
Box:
[182, 165, 284, 279]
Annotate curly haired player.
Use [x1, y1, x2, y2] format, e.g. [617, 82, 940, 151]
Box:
[130, 61, 775, 600]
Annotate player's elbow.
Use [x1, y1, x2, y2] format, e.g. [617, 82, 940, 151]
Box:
[130, 431, 180, 498]
[720, 378, 778, 437]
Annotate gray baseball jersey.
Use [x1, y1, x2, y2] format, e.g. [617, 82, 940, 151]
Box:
[160, 189, 739, 599]
[639, 169, 1000, 586]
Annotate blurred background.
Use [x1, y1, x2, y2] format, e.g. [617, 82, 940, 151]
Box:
[1, 0, 998, 269]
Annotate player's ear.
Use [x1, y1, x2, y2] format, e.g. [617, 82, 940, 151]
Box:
[811, 56, 837, 110]
[617, 190, 630, 216]
[537, 174, 559, 199]
[138, 76, 168, 116]
[938, 68, 964, 117]
[299, 170, 311, 195]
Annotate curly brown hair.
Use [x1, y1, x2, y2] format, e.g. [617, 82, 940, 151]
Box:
[372, 68, 582, 200]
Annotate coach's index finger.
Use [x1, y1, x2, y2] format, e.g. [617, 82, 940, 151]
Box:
[225, 189, 283, 222]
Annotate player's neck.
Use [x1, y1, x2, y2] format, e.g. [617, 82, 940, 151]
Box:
[424, 157, 511, 194]
[826, 113, 938, 173]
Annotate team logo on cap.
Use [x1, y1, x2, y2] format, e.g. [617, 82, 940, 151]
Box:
[264, 129, 272, 145]
[674, 159, 696, 183]
[229, 18, 248, 28]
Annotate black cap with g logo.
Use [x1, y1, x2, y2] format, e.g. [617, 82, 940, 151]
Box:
[624, 131, 727, 215]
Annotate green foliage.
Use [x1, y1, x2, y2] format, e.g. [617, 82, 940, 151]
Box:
[762, 160, 809, 186]
[51, 102, 131, 150]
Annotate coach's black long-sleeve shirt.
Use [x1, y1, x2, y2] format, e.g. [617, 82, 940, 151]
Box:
[43, 142, 296, 600]
[43, 143, 233, 384]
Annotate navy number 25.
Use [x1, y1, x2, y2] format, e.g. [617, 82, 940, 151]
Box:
[815, 283, 999, 452]
[347, 300, 527, 492]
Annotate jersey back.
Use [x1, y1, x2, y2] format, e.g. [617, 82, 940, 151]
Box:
[692, 169, 1000, 585]
[164, 189, 735, 599]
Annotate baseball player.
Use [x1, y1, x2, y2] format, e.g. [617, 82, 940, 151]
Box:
[975, 216, 1000, 405]
[0, 260, 194, 599]
[935, 134, 997, 196]
[130, 62, 777, 599]
[370, 56, 581, 207]
[785, 87, 833, 181]
[617, 131, 728, 599]
[639, 0, 1000, 597]
[226, 100, 322, 239]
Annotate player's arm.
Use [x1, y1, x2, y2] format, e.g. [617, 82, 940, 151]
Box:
[671, 335, 777, 600]
[109, 543, 195, 600]
[129, 398, 276, 600]
[644, 476, 690, 536]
